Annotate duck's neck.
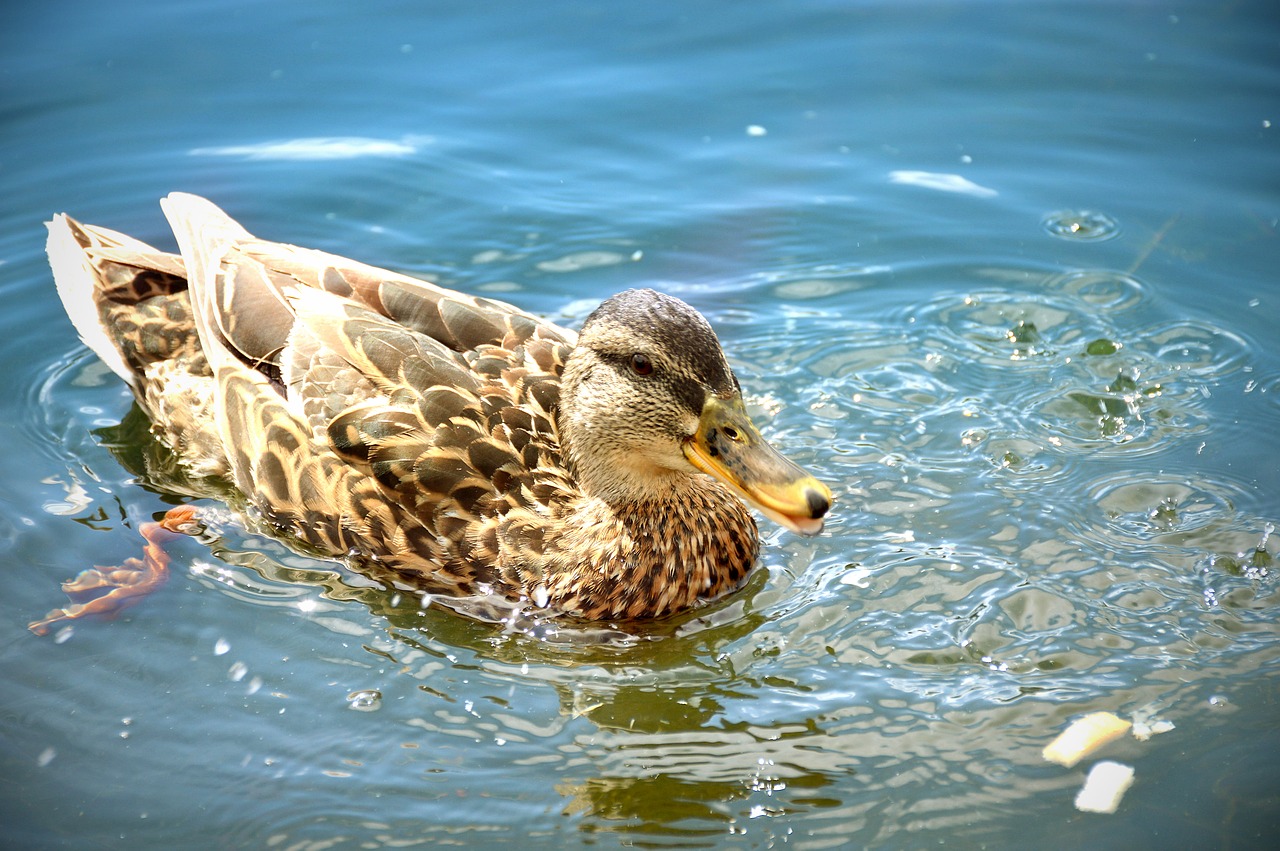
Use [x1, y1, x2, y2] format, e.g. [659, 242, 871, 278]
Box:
[541, 474, 760, 620]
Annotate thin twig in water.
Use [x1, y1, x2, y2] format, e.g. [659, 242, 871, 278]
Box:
[1126, 212, 1181, 276]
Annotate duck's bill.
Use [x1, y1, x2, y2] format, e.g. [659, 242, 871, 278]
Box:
[683, 395, 832, 536]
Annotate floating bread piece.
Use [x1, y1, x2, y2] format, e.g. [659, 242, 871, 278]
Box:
[1074, 761, 1135, 813]
[1042, 711, 1132, 767]
[1131, 715, 1175, 742]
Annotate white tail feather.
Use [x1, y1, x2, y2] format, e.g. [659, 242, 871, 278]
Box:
[159, 192, 255, 372]
[46, 214, 135, 385]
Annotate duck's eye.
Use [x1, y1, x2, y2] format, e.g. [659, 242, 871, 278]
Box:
[630, 353, 653, 376]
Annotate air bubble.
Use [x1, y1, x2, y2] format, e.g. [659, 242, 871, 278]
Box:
[347, 689, 383, 712]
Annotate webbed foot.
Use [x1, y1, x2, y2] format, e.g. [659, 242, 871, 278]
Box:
[29, 505, 200, 636]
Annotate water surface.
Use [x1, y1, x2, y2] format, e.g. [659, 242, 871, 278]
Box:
[2, 1, 1277, 848]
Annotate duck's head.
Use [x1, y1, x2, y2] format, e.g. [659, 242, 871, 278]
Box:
[557, 288, 832, 536]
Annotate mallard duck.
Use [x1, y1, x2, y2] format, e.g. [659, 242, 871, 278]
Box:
[39, 193, 831, 625]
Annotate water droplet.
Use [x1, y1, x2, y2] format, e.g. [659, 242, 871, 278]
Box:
[1043, 210, 1120, 241]
[347, 689, 382, 712]
[1006, 320, 1040, 345]
[1149, 498, 1179, 530]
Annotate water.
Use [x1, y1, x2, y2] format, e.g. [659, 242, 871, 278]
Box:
[3, 1, 1278, 847]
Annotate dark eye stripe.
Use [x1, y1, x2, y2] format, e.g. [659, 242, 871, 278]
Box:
[597, 350, 707, 416]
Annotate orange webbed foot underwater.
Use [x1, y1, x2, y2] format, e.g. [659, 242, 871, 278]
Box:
[29, 505, 199, 636]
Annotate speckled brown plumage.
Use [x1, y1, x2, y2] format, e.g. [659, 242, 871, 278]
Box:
[45, 193, 831, 622]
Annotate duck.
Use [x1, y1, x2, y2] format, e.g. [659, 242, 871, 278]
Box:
[37, 193, 831, 628]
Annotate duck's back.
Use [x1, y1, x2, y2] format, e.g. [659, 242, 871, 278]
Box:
[47, 194, 581, 598]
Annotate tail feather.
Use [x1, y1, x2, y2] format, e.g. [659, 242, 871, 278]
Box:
[160, 192, 295, 373]
[161, 192, 245, 368]
[46, 213, 135, 385]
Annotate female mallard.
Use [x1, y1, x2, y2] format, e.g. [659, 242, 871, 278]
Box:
[37, 193, 830, 628]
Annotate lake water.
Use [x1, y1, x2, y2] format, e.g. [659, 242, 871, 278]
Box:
[2, 1, 1278, 847]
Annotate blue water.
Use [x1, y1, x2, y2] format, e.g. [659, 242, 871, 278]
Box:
[3, 1, 1278, 847]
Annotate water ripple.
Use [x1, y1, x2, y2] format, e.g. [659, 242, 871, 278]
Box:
[1042, 209, 1121, 241]
[1136, 318, 1251, 379]
[1048, 269, 1148, 311]
[26, 349, 131, 465]
[911, 289, 1089, 367]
